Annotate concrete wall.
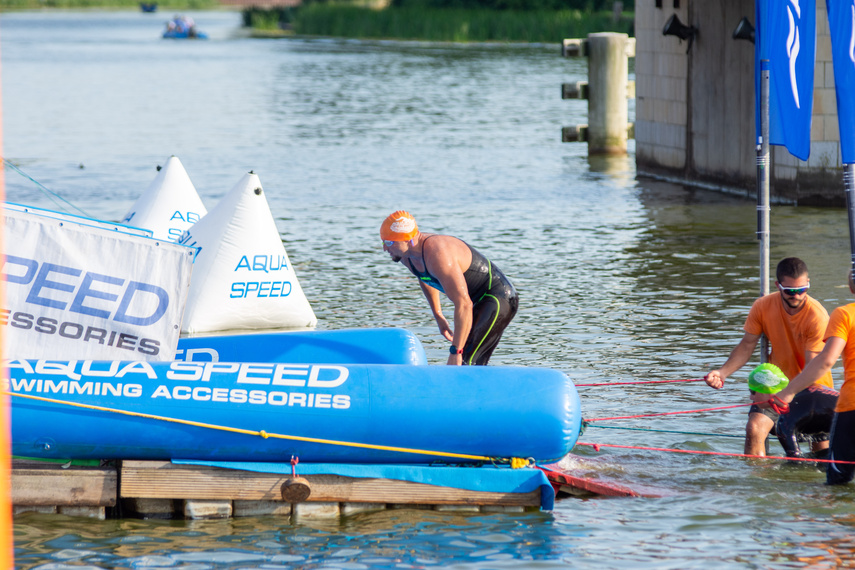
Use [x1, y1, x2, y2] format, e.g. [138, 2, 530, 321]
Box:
[635, 0, 847, 206]
[635, 0, 690, 172]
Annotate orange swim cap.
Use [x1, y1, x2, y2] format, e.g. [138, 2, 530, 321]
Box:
[380, 211, 418, 241]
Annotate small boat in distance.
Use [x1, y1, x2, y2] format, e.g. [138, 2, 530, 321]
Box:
[163, 15, 207, 39]
[140, 3, 157, 13]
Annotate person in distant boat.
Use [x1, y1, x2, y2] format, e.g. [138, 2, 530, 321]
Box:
[705, 257, 835, 457]
[380, 210, 518, 365]
[754, 269, 855, 483]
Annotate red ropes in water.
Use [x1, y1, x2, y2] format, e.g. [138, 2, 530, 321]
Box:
[584, 402, 753, 423]
[575, 378, 707, 387]
[576, 441, 855, 465]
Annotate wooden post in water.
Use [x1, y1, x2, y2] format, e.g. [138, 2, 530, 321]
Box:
[561, 33, 635, 154]
[587, 33, 629, 155]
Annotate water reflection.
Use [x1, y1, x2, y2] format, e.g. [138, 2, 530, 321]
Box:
[13, 511, 575, 568]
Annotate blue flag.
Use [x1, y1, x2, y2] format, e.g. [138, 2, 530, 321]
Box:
[756, 0, 817, 160]
[827, 0, 855, 164]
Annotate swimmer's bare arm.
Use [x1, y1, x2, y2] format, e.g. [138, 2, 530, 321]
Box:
[428, 247, 473, 366]
[419, 281, 453, 342]
[706, 332, 761, 389]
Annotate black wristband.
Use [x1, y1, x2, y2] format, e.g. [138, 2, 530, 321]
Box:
[449, 344, 463, 355]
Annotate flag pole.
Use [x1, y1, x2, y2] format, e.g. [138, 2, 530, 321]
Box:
[845, 164, 855, 275]
[758, 59, 771, 363]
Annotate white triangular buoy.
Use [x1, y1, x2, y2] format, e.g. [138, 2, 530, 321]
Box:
[178, 171, 317, 333]
[121, 156, 207, 242]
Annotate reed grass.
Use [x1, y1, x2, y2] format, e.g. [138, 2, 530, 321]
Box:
[292, 5, 633, 42]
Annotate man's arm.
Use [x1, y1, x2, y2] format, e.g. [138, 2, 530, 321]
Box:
[804, 348, 821, 366]
[706, 332, 761, 389]
[425, 240, 473, 366]
[755, 336, 846, 405]
[419, 281, 454, 342]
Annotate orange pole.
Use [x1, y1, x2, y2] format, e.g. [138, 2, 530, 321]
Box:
[0, 26, 14, 568]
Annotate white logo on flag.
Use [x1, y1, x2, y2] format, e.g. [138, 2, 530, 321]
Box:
[787, 0, 802, 108]
[849, 4, 855, 63]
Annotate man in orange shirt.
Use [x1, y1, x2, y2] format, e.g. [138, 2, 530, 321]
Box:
[706, 257, 834, 456]
[758, 271, 855, 483]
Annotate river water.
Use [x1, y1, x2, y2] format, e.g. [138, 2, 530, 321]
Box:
[3, 9, 855, 569]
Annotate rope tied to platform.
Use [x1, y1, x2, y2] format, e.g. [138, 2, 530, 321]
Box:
[576, 441, 855, 465]
[584, 402, 754, 423]
[574, 378, 707, 387]
[4, 391, 531, 468]
[3, 159, 90, 217]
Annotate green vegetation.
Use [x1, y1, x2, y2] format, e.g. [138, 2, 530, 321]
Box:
[246, 0, 633, 41]
[391, 0, 632, 10]
[287, 4, 633, 42]
[0, 0, 634, 43]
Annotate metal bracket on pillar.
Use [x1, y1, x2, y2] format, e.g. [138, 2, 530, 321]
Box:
[562, 81, 589, 100]
[563, 81, 635, 101]
[624, 37, 636, 58]
[563, 37, 635, 58]
[562, 125, 589, 142]
[563, 124, 634, 143]
[562, 38, 589, 57]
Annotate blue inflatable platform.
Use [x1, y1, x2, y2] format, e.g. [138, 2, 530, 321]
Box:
[177, 328, 427, 365]
[7, 359, 581, 464]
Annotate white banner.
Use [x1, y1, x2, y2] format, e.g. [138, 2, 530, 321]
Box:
[2, 207, 195, 361]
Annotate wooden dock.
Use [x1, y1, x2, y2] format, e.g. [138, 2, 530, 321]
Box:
[11, 460, 540, 520]
[11, 459, 641, 519]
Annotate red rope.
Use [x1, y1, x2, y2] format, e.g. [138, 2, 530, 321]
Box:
[576, 441, 855, 465]
[584, 402, 753, 423]
[575, 378, 706, 387]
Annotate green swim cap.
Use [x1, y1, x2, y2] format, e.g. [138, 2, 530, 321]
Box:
[748, 363, 789, 394]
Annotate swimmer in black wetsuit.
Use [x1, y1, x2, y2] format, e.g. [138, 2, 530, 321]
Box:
[380, 210, 518, 365]
[774, 384, 838, 458]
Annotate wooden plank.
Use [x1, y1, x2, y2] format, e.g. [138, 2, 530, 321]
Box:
[120, 461, 540, 507]
[11, 465, 117, 507]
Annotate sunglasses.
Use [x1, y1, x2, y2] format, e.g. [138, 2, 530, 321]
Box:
[777, 283, 810, 296]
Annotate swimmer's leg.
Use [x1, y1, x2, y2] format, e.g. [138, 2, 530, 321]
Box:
[746, 408, 776, 456]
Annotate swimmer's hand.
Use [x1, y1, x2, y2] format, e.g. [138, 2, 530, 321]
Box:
[751, 392, 771, 406]
[752, 390, 795, 406]
[435, 315, 454, 342]
[751, 392, 791, 414]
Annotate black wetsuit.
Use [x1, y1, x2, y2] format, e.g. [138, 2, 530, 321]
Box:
[827, 410, 855, 484]
[775, 384, 839, 458]
[406, 236, 518, 365]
